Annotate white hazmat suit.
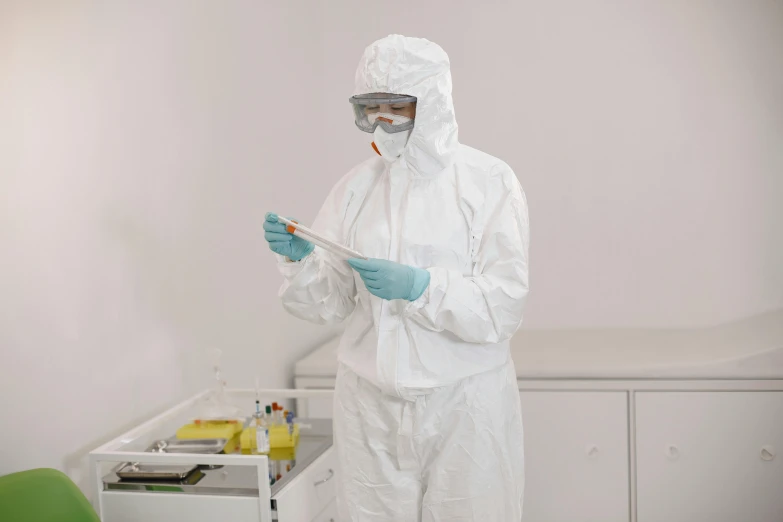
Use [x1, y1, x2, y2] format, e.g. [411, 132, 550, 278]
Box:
[277, 35, 529, 521]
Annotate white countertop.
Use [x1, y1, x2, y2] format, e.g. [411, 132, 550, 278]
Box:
[294, 309, 783, 380]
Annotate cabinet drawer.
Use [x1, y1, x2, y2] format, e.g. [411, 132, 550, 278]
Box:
[274, 446, 337, 521]
[311, 499, 337, 522]
[636, 392, 783, 522]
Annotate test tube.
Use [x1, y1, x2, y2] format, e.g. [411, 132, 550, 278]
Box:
[286, 411, 295, 437]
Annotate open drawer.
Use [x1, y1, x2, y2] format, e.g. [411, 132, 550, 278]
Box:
[90, 388, 336, 522]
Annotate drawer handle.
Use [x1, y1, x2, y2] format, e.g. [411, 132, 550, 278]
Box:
[665, 445, 680, 461]
[314, 468, 334, 487]
[761, 446, 776, 462]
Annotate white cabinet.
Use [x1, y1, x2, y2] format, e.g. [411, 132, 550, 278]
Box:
[294, 335, 783, 522]
[311, 499, 337, 522]
[91, 389, 338, 522]
[520, 391, 630, 522]
[636, 392, 783, 522]
[274, 447, 337, 521]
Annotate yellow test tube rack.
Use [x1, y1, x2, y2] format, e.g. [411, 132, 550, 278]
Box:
[240, 423, 300, 451]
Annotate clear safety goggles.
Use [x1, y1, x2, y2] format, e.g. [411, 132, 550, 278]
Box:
[349, 93, 417, 133]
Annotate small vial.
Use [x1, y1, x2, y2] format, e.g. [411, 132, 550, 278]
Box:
[253, 400, 270, 454]
[286, 411, 295, 437]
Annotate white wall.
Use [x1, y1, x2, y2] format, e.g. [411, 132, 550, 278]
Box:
[0, 0, 338, 491]
[1, 0, 781, 494]
[314, 0, 783, 328]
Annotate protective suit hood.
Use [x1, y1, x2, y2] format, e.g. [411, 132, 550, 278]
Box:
[354, 35, 459, 177]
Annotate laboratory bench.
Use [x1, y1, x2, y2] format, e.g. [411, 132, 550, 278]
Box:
[89, 389, 337, 522]
[294, 309, 783, 522]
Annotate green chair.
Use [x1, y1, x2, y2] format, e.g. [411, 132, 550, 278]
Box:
[0, 468, 100, 522]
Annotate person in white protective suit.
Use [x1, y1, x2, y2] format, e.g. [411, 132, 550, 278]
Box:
[263, 34, 529, 521]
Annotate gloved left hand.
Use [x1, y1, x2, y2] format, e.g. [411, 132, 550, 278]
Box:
[264, 212, 315, 261]
[347, 258, 430, 301]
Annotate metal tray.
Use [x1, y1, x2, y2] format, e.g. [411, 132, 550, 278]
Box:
[116, 463, 199, 480]
[146, 438, 227, 454]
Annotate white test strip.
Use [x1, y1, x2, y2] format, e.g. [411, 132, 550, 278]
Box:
[276, 216, 368, 260]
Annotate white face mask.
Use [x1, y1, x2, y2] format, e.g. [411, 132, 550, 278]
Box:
[372, 126, 412, 160]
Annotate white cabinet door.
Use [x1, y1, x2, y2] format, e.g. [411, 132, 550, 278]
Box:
[520, 391, 630, 522]
[636, 392, 783, 522]
[311, 499, 337, 522]
[274, 446, 337, 521]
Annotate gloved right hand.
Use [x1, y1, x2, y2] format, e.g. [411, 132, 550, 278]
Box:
[264, 212, 314, 261]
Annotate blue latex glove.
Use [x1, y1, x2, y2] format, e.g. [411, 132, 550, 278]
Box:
[347, 258, 430, 301]
[264, 212, 314, 261]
